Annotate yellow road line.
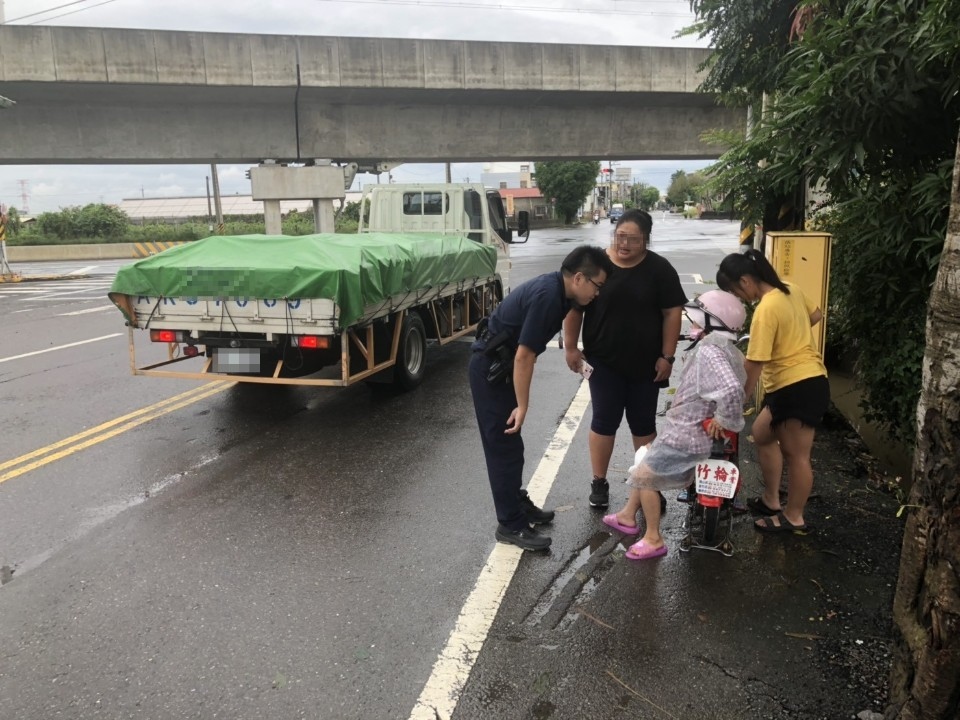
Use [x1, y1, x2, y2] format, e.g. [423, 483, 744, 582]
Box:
[0, 382, 235, 484]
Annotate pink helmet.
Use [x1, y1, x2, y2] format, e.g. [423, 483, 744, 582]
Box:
[685, 290, 745, 333]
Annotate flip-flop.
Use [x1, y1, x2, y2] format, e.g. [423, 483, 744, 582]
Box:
[754, 512, 809, 534]
[747, 496, 780, 516]
[626, 539, 668, 560]
[602, 514, 640, 535]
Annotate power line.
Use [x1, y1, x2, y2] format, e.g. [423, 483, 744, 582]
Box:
[24, 0, 123, 25]
[2, 0, 93, 24]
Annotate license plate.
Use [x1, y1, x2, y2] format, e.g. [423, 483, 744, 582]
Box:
[212, 348, 260, 373]
[694, 458, 739, 499]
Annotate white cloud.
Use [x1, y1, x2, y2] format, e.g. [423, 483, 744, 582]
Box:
[0, 0, 712, 213]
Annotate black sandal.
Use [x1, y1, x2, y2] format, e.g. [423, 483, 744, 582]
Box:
[747, 496, 779, 516]
[754, 512, 809, 534]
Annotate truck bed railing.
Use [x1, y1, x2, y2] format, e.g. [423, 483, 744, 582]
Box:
[124, 276, 500, 387]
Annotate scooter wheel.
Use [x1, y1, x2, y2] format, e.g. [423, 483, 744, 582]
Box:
[703, 505, 720, 545]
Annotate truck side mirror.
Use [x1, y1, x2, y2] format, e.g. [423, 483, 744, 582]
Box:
[515, 211, 530, 243]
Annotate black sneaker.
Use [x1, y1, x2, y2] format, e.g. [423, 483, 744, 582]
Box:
[589, 478, 609, 508]
[518, 489, 555, 525]
[495, 525, 552, 551]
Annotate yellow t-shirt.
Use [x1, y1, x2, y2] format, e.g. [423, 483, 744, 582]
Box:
[746, 283, 827, 393]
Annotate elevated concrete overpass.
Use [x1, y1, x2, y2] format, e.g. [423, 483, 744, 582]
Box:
[0, 26, 744, 165]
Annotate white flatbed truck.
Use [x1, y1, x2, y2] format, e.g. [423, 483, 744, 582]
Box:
[108, 183, 528, 389]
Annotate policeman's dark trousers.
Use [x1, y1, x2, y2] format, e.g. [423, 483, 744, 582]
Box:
[468, 351, 528, 531]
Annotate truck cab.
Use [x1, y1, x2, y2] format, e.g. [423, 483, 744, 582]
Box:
[359, 183, 528, 293]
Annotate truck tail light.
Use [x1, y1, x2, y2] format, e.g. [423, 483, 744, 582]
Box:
[292, 335, 329, 349]
[150, 330, 186, 343]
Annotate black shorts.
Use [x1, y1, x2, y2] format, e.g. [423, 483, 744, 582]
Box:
[762, 375, 830, 429]
[587, 356, 661, 437]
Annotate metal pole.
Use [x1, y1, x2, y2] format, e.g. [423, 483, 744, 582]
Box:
[445, 163, 452, 183]
[205, 176, 214, 232]
[210, 164, 224, 234]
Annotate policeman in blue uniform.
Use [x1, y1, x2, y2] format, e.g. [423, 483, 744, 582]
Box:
[470, 246, 614, 551]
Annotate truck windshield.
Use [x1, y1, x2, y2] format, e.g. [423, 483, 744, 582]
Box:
[403, 192, 447, 215]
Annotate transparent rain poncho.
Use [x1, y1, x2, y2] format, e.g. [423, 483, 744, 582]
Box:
[627, 333, 747, 492]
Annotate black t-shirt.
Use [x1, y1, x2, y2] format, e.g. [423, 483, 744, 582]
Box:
[581, 251, 687, 380]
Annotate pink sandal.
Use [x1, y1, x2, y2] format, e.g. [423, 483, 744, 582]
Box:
[626, 539, 668, 561]
[602, 514, 640, 535]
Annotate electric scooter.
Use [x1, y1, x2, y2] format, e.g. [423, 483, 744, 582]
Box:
[678, 419, 742, 556]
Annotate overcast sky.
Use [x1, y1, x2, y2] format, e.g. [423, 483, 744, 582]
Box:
[0, 0, 714, 214]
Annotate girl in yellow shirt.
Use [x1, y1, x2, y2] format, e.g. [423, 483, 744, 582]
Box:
[717, 249, 829, 534]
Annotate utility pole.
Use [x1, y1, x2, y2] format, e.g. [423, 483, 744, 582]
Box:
[205, 176, 214, 232]
[445, 163, 452, 183]
[210, 163, 224, 234]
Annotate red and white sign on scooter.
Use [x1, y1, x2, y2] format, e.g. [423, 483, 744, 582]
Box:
[694, 459, 740, 499]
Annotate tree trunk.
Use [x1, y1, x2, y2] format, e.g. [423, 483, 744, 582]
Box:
[887, 134, 960, 718]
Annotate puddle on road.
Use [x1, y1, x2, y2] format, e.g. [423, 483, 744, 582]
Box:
[524, 531, 616, 630]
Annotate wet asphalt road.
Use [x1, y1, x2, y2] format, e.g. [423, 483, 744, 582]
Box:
[0, 217, 746, 719]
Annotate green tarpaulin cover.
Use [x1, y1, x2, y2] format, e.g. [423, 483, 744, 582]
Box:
[109, 233, 498, 329]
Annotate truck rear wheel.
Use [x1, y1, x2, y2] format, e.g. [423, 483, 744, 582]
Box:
[394, 313, 427, 390]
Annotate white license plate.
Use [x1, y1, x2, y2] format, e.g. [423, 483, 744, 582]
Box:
[694, 458, 740, 499]
[212, 348, 260, 373]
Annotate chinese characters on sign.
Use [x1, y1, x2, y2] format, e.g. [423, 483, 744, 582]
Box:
[694, 460, 739, 499]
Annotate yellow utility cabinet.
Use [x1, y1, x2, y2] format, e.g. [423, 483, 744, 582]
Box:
[765, 231, 832, 355]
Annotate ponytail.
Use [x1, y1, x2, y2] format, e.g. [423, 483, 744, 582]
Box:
[717, 249, 789, 294]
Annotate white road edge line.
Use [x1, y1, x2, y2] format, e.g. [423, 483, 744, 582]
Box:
[408, 380, 592, 720]
[58, 305, 115, 316]
[0, 333, 123, 364]
[68, 265, 98, 275]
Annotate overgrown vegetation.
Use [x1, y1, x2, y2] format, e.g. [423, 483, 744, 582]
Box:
[687, 0, 960, 443]
[4, 201, 363, 245]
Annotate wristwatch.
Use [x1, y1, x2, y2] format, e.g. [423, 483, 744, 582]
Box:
[660, 354, 675, 364]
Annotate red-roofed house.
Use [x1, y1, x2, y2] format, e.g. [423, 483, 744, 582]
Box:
[498, 187, 556, 223]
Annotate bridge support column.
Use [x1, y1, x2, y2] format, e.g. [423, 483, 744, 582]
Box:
[250, 163, 346, 237]
[313, 199, 335, 233]
[264, 201, 283, 235]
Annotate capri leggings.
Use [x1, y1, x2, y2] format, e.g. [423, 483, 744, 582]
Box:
[587, 356, 661, 437]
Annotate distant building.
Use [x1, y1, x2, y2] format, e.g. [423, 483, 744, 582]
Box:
[498, 187, 554, 221]
[118, 193, 363, 223]
[481, 163, 536, 191]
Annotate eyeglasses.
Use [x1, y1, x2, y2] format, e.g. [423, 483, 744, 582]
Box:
[613, 233, 645, 245]
[584, 275, 603, 291]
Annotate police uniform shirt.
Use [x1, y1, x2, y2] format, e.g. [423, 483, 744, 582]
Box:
[475, 271, 571, 356]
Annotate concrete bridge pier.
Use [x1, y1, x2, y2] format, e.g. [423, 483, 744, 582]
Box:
[249, 162, 345, 234]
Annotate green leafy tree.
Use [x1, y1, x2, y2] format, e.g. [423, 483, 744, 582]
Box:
[34, 207, 79, 240]
[689, 0, 960, 716]
[75, 203, 129, 238]
[641, 185, 661, 211]
[338, 200, 361, 223]
[33, 203, 129, 239]
[692, 0, 960, 443]
[631, 183, 661, 211]
[533, 161, 601, 223]
[666, 170, 708, 208]
[3, 206, 22, 235]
